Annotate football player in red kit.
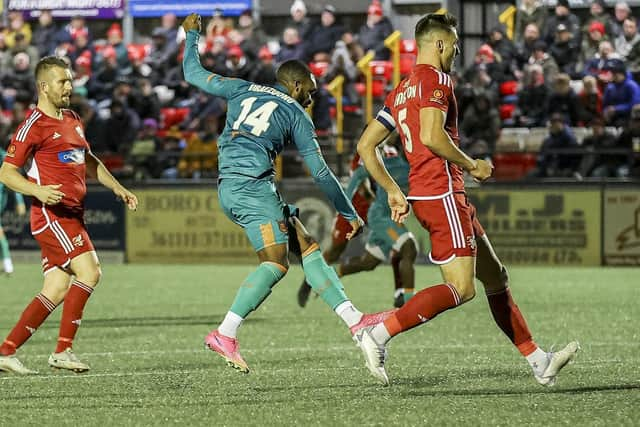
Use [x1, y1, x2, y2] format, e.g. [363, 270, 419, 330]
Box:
[0, 56, 138, 374]
[356, 13, 579, 386]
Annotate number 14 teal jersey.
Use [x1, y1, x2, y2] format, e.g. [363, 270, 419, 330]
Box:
[182, 30, 356, 221]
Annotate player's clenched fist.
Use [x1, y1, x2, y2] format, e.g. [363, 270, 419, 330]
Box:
[114, 186, 138, 211]
[469, 159, 493, 182]
[182, 13, 202, 33]
[35, 184, 65, 205]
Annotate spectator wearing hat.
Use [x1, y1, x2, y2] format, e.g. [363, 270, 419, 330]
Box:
[515, 23, 542, 69]
[88, 46, 123, 101]
[529, 40, 559, 83]
[515, 64, 550, 127]
[287, 0, 314, 42]
[306, 5, 345, 60]
[33, 10, 58, 57]
[580, 21, 608, 73]
[223, 45, 253, 80]
[544, 0, 580, 46]
[611, 1, 632, 39]
[584, 40, 620, 85]
[73, 53, 93, 91]
[550, 23, 580, 77]
[358, 1, 394, 60]
[488, 26, 516, 70]
[106, 23, 131, 70]
[248, 46, 277, 86]
[466, 44, 506, 84]
[579, 116, 627, 178]
[603, 58, 640, 126]
[277, 27, 306, 64]
[529, 112, 579, 178]
[582, 0, 613, 40]
[68, 31, 94, 68]
[514, 0, 547, 44]
[547, 73, 580, 126]
[614, 17, 640, 59]
[578, 75, 603, 124]
[61, 16, 91, 44]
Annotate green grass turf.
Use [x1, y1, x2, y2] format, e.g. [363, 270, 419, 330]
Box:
[0, 264, 638, 426]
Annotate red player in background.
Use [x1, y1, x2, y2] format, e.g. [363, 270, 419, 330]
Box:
[0, 56, 138, 375]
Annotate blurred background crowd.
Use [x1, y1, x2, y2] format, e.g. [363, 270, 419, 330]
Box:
[1, 0, 640, 181]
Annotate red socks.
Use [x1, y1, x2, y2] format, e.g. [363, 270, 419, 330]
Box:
[0, 294, 57, 356]
[383, 283, 461, 337]
[56, 280, 94, 353]
[486, 288, 537, 356]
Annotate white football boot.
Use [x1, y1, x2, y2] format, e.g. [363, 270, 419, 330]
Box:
[48, 348, 90, 373]
[534, 341, 580, 386]
[0, 355, 38, 375]
[359, 328, 389, 386]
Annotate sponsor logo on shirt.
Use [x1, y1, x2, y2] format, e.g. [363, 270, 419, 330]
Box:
[57, 148, 86, 165]
[6, 144, 16, 157]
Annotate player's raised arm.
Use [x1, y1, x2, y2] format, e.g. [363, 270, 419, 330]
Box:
[181, 13, 245, 99]
[357, 113, 408, 223]
[420, 107, 492, 182]
[86, 151, 138, 210]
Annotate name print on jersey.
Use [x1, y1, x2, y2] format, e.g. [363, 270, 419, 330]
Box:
[393, 84, 418, 107]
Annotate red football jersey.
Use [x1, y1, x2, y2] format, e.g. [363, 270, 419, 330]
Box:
[5, 108, 90, 232]
[377, 64, 464, 199]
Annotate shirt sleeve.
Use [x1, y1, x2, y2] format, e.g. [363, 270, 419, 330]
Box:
[292, 112, 358, 221]
[344, 165, 369, 199]
[182, 30, 248, 98]
[419, 71, 452, 112]
[4, 125, 38, 169]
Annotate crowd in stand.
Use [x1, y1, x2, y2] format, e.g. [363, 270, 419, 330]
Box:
[0, 1, 639, 180]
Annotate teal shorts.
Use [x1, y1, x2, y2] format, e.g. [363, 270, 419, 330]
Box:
[365, 204, 415, 261]
[218, 177, 297, 252]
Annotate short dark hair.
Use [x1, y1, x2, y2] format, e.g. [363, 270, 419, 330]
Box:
[276, 60, 311, 85]
[35, 56, 69, 81]
[415, 13, 458, 40]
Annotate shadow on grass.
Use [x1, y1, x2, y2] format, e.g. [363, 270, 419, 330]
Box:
[0, 315, 268, 330]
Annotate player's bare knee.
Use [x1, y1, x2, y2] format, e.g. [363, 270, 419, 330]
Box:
[290, 217, 318, 254]
[77, 265, 102, 287]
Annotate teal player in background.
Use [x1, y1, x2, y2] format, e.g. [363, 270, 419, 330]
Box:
[181, 14, 394, 374]
[0, 147, 26, 276]
[337, 141, 416, 308]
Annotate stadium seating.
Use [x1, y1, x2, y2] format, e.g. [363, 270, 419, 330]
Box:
[492, 152, 537, 180]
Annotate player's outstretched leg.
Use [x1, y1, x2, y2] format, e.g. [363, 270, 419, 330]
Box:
[0, 268, 71, 374]
[290, 217, 395, 339]
[362, 256, 475, 384]
[49, 252, 101, 373]
[207, 250, 288, 373]
[297, 240, 347, 308]
[476, 235, 579, 386]
[0, 228, 15, 275]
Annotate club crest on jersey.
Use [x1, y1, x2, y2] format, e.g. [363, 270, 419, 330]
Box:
[72, 234, 85, 247]
[6, 144, 16, 157]
[57, 148, 86, 165]
[430, 89, 445, 104]
[75, 126, 85, 139]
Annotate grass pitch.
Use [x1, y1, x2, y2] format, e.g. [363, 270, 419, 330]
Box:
[0, 264, 638, 426]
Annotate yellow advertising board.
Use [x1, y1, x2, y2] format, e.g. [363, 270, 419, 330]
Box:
[126, 189, 255, 263]
[467, 189, 601, 265]
[604, 190, 640, 265]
